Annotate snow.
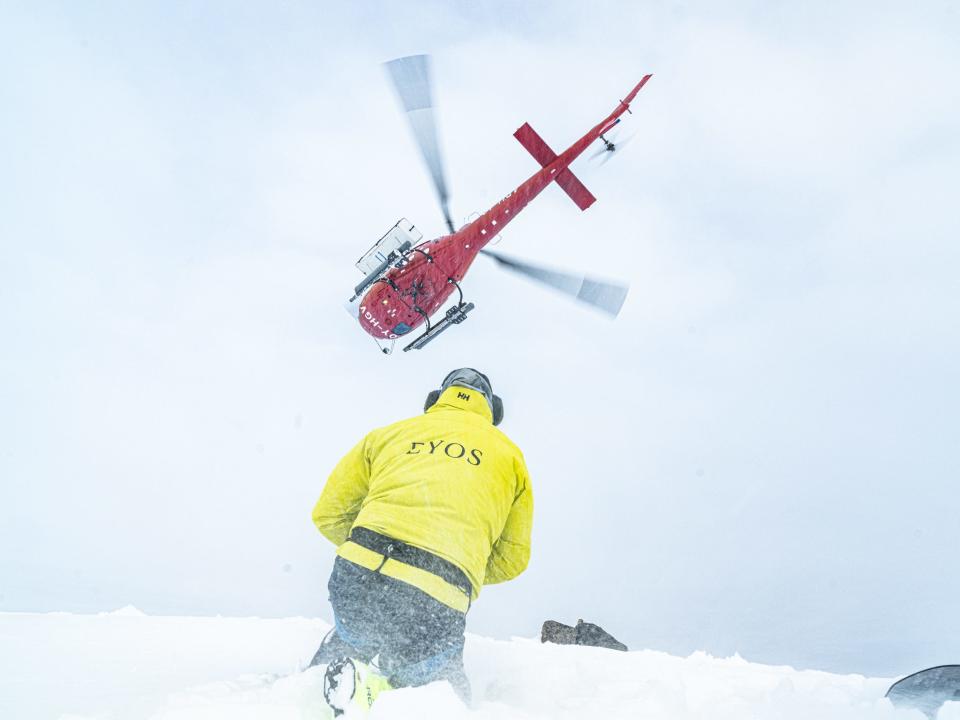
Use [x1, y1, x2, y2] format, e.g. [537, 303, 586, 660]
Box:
[0, 610, 946, 720]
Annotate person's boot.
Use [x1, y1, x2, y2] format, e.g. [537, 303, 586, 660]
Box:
[323, 657, 393, 717]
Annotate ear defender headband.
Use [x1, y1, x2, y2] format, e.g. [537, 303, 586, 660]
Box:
[424, 368, 504, 426]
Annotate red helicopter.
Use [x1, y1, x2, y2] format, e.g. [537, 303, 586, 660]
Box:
[348, 55, 652, 353]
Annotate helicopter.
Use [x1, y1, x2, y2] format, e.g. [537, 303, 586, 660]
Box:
[347, 54, 652, 353]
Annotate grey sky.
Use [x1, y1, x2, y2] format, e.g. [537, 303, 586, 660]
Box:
[2, 1, 958, 677]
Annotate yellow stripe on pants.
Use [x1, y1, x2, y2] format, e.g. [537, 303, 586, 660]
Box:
[337, 541, 470, 614]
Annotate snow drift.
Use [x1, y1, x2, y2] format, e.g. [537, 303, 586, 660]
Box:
[0, 609, 951, 720]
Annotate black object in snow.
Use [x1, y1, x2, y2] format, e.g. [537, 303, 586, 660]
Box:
[886, 665, 960, 718]
[541, 619, 628, 652]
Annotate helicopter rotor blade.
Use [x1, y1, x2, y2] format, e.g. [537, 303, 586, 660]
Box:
[617, 131, 638, 151]
[588, 144, 610, 161]
[598, 148, 617, 166]
[601, 131, 638, 166]
[481, 249, 629, 317]
[590, 128, 638, 165]
[384, 55, 455, 234]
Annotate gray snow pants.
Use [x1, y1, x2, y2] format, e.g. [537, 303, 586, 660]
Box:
[311, 556, 471, 701]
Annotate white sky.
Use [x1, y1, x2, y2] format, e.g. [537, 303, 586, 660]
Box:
[1, 0, 958, 677]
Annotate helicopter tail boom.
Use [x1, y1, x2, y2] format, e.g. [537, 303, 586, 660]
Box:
[514, 123, 596, 211]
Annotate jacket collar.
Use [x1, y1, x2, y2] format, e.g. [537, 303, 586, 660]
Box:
[426, 385, 493, 423]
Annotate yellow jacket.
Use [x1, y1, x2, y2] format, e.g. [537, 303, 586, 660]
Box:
[312, 386, 532, 612]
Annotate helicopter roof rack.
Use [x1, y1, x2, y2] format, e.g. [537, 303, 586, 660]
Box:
[355, 219, 422, 276]
[350, 219, 423, 301]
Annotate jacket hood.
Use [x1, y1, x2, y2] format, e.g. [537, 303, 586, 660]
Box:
[426, 385, 494, 424]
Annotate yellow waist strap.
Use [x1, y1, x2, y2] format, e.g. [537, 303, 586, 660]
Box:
[337, 541, 470, 613]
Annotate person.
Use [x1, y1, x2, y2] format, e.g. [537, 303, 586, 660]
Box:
[310, 368, 533, 711]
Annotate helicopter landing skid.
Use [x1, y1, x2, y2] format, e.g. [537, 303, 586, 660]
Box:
[403, 302, 475, 352]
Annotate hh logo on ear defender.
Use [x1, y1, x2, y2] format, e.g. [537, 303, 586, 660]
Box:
[457, 391, 470, 401]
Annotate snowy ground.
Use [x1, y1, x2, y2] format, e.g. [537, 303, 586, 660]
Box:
[1, 609, 954, 720]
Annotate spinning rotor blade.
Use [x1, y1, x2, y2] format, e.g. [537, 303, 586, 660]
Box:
[481, 249, 629, 317]
[589, 128, 638, 165]
[599, 132, 637, 166]
[384, 55, 455, 234]
[588, 144, 611, 161]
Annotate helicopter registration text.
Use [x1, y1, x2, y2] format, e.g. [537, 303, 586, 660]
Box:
[359, 306, 400, 340]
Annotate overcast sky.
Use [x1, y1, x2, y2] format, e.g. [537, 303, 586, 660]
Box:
[2, 0, 958, 677]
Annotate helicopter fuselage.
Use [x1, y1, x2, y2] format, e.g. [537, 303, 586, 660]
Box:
[357, 74, 652, 342]
[357, 230, 481, 341]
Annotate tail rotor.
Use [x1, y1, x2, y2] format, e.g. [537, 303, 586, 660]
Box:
[588, 127, 638, 165]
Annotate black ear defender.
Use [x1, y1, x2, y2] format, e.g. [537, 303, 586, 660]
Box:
[423, 388, 504, 426]
[491, 395, 504, 426]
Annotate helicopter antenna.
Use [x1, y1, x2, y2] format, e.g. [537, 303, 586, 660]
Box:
[384, 55, 455, 235]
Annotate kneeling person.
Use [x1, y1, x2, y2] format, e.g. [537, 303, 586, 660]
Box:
[310, 368, 533, 710]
